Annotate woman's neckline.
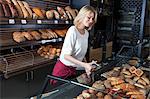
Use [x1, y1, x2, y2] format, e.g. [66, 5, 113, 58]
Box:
[75, 26, 85, 36]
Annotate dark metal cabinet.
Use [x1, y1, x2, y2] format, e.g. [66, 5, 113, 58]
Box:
[0, 63, 54, 99]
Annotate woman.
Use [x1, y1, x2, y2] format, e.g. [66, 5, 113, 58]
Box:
[51, 5, 97, 84]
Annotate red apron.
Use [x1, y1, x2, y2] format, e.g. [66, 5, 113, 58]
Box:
[50, 60, 76, 85]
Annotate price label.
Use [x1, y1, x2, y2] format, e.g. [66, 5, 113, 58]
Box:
[54, 20, 58, 24]
[37, 20, 42, 24]
[21, 20, 27, 24]
[9, 19, 15, 24]
[65, 21, 69, 24]
[58, 38, 62, 41]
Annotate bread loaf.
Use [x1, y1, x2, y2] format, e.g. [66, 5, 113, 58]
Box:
[2, 3, 11, 17]
[53, 10, 60, 19]
[5, 0, 18, 17]
[46, 10, 54, 19]
[54, 29, 67, 37]
[11, 0, 23, 18]
[22, 1, 32, 18]
[32, 7, 44, 19]
[0, 3, 4, 17]
[65, 6, 76, 19]
[17, 1, 29, 18]
[39, 29, 48, 39]
[66, 10, 72, 20]
[13, 32, 26, 42]
[30, 31, 41, 40]
[22, 32, 33, 40]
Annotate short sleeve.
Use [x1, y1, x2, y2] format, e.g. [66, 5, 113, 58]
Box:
[61, 26, 77, 55]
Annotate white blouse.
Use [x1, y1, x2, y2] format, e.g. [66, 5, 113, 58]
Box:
[59, 26, 89, 69]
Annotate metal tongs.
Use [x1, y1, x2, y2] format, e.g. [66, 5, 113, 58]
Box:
[90, 60, 102, 83]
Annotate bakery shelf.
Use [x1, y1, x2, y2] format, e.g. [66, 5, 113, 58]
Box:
[0, 18, 72, 25]
[0, 49, 56, 78]
[0, 37, 64, 51]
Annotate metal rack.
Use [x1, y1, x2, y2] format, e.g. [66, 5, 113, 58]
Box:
[0, 48, 57, 78]
[0, 0, 73, 78]
[115, 0, 147, 57]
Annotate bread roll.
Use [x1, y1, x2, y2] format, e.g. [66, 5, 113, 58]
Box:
[128, 60, 138, 66]
[11, 0, 23, 18]
[22, 1, 32, 18]
[32, 7, 44, 19]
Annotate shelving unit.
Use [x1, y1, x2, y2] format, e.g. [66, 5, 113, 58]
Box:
[0, 0, 74, 79]
[114, 0, 148, 57]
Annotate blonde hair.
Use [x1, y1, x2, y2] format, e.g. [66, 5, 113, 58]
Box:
[74, 5, 97, 29]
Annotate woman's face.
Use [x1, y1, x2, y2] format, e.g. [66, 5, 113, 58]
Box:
[82, 11, 95, 28]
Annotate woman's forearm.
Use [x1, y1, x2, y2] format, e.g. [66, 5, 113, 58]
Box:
[64, 54, 86, 68]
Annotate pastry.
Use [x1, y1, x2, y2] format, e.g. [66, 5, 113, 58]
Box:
[134, 68, 143, 77]
[129, 66, 136, 73]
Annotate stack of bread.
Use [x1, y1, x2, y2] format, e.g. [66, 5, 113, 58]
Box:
[75, 59, 150, 99]
[37, 45, 61, 59]
[45, 6, 78, 20]
[12, 29, 61, 43]
[0, 0, 78, 20]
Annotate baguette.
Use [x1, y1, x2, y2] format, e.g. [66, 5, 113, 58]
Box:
[22, 1, 32, 18]
[17, 1, 29, 18]
[0, 3, 4, 17]
[2, 3, 11, 17]
[137, 78, 147, 86]
[11, 0, 23, 18]
[6, 0, 18, 17]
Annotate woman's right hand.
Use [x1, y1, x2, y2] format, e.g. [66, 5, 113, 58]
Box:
[83, 62, 96, 76]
